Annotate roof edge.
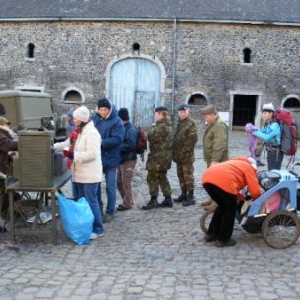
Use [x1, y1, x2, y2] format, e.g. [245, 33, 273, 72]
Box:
[0, 17, 299, 27]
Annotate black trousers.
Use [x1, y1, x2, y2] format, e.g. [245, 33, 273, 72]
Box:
[203, 183, 237, 242]
[266, 148, 283, 170]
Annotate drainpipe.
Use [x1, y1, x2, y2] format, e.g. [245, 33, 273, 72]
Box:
[171, 18, 177, 120]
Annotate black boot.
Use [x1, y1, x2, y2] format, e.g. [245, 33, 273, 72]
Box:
[182, 190, 196, 206]
[160, 196, 173, 208]
[142, 196, 159, 210]
[174, 189, 187, 203]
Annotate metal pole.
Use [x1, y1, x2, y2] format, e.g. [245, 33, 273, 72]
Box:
[171, 18, 177, 120]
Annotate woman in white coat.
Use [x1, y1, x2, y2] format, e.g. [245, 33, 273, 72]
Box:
[55, 106, 103, 240]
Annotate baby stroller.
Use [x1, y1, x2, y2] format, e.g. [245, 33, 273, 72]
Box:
[200, 164, 300, 249]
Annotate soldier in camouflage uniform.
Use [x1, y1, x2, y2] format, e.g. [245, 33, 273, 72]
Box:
[173, 104, 198, 206]
[142, 106, 173, 210]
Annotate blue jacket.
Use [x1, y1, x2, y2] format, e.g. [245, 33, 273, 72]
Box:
[120, 122, 138, 164]
[253, 121, 281, 145]
[92, 106, 124, 169]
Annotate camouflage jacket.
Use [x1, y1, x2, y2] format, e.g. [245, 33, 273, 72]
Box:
[146, 117, 173, 172]
[172, 116, 198, 164]
[203, 117, 229, 163]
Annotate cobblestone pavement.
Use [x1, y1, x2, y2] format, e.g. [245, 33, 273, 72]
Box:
[1, 131, 300, 300]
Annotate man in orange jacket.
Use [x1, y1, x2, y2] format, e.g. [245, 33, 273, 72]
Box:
[202, 157, 262, 247]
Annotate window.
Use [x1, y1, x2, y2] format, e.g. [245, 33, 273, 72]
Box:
[283, 97, 300, 108]
[243, 48, 251, 64]
[188, 93, 207, 105]
[63, 90, 82, 102]
[28, 43, 35, 58]
[132, 43, 140, 55]
[0, 103, 6, 115]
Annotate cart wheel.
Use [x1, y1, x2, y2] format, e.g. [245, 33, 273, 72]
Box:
[262, 211, 300, 249]
[200, 210, 214, 234]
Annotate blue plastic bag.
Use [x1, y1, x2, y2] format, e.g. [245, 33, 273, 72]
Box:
[57, 194, 94, 245]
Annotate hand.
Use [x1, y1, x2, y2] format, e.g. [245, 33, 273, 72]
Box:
[210, 161, 219, 166]
[8, 151, 17, 156]
[63, 149, 74, 159]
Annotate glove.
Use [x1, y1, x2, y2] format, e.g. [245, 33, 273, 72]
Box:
[63, 149, 74, 159]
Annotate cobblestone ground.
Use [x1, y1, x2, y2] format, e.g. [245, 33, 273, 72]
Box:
[1, 131, 300, 300]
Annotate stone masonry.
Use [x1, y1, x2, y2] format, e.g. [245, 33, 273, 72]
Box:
[0, 21, 299, 118]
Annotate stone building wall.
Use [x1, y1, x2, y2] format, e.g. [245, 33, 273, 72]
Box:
[0, 21, 299, 119]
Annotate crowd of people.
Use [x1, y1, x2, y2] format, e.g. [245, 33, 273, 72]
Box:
[0, 99, 288, 247]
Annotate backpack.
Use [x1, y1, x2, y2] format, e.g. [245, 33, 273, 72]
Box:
[275, 108, 297, 156]
[135, 127, 148, 160]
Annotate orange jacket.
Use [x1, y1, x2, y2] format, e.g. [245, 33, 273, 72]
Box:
[202, 157, 261, 200]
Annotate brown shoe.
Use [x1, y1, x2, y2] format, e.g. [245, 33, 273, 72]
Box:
[103, 214, 115, 223]
[117, 205, 131, 211]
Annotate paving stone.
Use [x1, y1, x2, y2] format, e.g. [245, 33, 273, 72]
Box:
[0, 132, 300, 299]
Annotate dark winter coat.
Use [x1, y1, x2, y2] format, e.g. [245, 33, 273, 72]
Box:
[120, 122, 138, 164]
[92, 106, 124, 169]
[146, 117, 173, 172]
[0, 126, 18, 174]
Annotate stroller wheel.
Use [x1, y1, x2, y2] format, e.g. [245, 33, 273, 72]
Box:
[262, 211, 300, 249]
[200, 210, 214, 234]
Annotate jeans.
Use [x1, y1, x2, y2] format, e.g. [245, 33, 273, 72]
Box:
[76, 182, 103, 235]
[71, 180, 78, 199]
[103, 168, 117, 216]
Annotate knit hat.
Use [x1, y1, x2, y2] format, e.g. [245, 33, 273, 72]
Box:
[177, 103, 188, 111]
[73, 106, 90, 123]
[0, 117, 11, 126]
[200, 105, 217, 115]
[118, 108, 130, 121]
[262, 103, 275, 112]
[97, 98, 111, 110]
[154, 106, 168, 112]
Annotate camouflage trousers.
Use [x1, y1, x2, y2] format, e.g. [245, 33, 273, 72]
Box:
[147, 170, 171, 197]
[0, 179, 7, 216]
[176, 163, 195, 191]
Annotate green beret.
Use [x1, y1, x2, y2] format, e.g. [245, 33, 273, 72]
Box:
[200, 104, 217, 115]
[177, 103, 188, 111]
[154, 106, 168, 112]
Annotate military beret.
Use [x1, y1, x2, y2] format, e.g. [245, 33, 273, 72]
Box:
[154, 106, 168, 112]
[200, 104, 217, 115]
[177, 103, 188, 111]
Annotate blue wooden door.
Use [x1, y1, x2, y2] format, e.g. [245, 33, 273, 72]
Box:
[109, 58, 161, 128]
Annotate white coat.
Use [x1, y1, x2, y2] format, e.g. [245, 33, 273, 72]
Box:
[54, 121, 102, 183]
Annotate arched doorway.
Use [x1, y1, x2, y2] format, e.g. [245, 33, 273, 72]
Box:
[107, 55, 165, 128]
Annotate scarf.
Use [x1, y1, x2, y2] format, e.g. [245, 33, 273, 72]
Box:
[67, 127, 80, 168]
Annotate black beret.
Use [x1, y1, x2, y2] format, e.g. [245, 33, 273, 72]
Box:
[154, 106, 168, 112]
[177, 103, 188, 111]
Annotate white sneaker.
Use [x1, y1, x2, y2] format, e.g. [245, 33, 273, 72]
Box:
[90, 232, 104, 240]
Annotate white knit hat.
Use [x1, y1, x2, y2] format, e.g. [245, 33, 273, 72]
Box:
[73, 106, 90, 123]
[262, 103, 275, 112]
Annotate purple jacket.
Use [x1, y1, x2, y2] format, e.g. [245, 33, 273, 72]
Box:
[245, 123, 258, 159]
